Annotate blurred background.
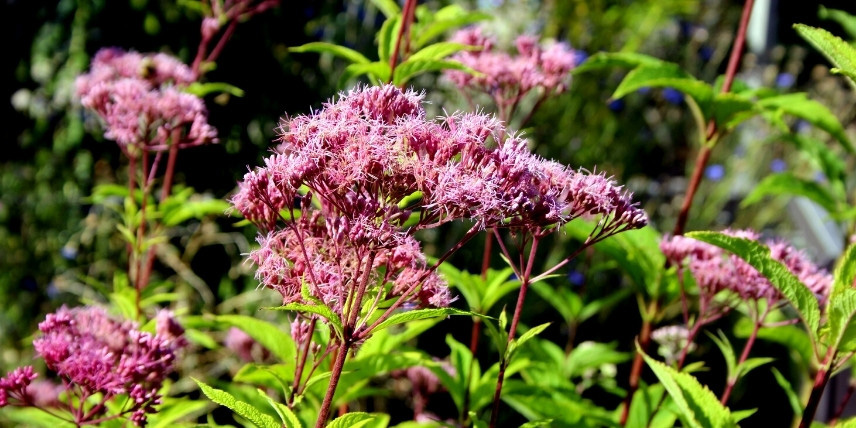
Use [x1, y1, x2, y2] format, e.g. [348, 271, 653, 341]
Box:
[3, 0, 856, 425]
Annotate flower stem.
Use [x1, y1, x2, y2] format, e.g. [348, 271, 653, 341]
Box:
[619, 300, 658, 425]
[721, 307, 767, 404]
[489, 237, 540, 428]
[290, 317, 317, 405]
[800, 347, 837, 428]
[388, 0, 417, 83]
[316, 341, 350, 428]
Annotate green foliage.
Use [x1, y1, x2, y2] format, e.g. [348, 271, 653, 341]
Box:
[213, 314, 298, 363]
[328, 412, 390, 428]
[437, 264, 520, 313]
[640, 347, 736, 428]
[819, 6, 856, 40]
[741, 172, 840, 214]
[371, 307, 475, 333]
[795, 24, 856, 88]
[826, 243, 856, 352]
[686, 231, 821, 335]
[194, 379, 281, 428]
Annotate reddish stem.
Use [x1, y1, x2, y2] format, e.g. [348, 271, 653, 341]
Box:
[316, 341, 350, 428]
[800, 347, 837, 428]
[619, 300, 657, 425]
[489, 237, 540, 428]
[831, 381, 856, 425]
[721, 307, 768, 404]
[290, 317, 317, 405]
[388, 0, 417, 82]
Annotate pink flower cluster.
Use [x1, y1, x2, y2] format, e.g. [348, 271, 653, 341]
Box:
[660, 230, 832, 307]
[76, 48, 217, 152]
[445, 27, 581, 100]
[232, 85, 645, 319]
[1, 306, 185, 426]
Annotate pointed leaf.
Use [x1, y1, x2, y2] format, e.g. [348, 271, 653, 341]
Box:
[377, 14, 400, 64]
[706, 330, 737, 380]
[267, 303, 344, 340]
[827, 243, 856, 351]
[819, 6, 856, 40]
[686, 231, 821, 335]
[290, 42, 371, 64]
[393, 59, 475, 86]
[515, 322, 550, 350]
[794, 24, 856, 88]
[328, 412, 387, 428]
[612, 64, 713, 112]
[194, 379, 280, 428]
[771, 367, 803, 415]
[339, 62, 391, 87]
[369, 0, 399, 18]
[408, 42, 477, 61]
[572, 52, 666, 74]
[741, 172, 839, 213]
[371, 307, 474, 333]
[639, 347, 736, 428]
[757, 92, 854, 153]
[258, 389, 302, 428]
[413, 5, 491, 48]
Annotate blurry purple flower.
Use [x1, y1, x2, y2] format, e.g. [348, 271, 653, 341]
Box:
[662, 88, 684, 105]
[60, 245, 77, 260]
[637, 87, 651, 95]
[796, 120, 811, 134]
[705, 164, 725, 181]
[608, 98, 625, 112]
[76, 48, 217, 152]
[814, 171, 827, 183]
[699, 46, 713, 62]
[770, 158, 787, 173]
[224, 327, 270, 363]
[776, 73, 795, 89]
[567, 270, 585, 286]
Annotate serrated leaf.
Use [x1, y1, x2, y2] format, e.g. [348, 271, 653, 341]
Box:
[612, 64, 713, 113]
[819, 6, 856, 40]
[328, 412, 386, 428]
[213, 315, 296, 362]
[795, 24, 856, 89]
[393, 59, 474, 86]
[193, 379, 280, 428]
[369, 0, 399, 18]
[827, 243, 856, 351]
[339, 62, 391, 87]
[148, 397, 209, 428]
[741, 172, 839, 213]
[756, 92, 854, 153]
[371, 307, 473, 332]
[572, 52, 666, 74]
[639, 347, 736, 428]
[290, 42, 371, 64]
[268, 303, 344, 340]
[687, 231, 821, 335]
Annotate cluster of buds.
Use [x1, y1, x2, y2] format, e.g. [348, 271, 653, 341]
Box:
[0, 306, 185, 426]
[76, 48, 217, 153]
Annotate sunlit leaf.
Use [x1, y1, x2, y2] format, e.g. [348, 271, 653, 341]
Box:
[194, 379, 280, 428]
[741, 172, 839, 213]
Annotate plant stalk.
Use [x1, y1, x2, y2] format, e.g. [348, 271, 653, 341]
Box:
[316, 341, 350, 427]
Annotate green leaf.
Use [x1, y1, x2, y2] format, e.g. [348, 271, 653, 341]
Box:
[686, 231, 821, 335]
[369, 0, 400, 18]
[774, 134, 847, 185]
[290, 42, 371, 64]
[612, 64, 713, 113]
[392, 59, 474, 86]
[328, 412, 387, 428]
[734, 318, 814, 368]
[711, 92, 755, 130]
[736, 357, 774, 379]
[339, 62, 391, 87]
[413, 5, 491, 48]
[213, 315, 296, 363]
[408, 42, 476, 62]
[771, 367, 803, 415]
[257, 389, 302, 428]
[520, 420, 554, 427]
[371, 307, 474, 333]
[639, 347, 736, 428]
[827, 243, 856, 351]
[757, 92, 854, 153]
[268, 303, 345, 340]
[148, 397, 210, 428]
[819, 6, 856, 40]
[706, 330, 736, 380]
[508, 323, 550, 359]
[193, 379, 280, 428]
[741, 172, 839, 213]
[161, 198, 230, 226]
[184, 82, 245, 97]
[377, 14, 400, 65]
[564, 341, 630, 377]
[572, 52, 666, 74]
[794, 24, 856, 88]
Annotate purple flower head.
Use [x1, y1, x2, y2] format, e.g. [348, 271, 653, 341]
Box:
[661, 229, 832, 317]
[27, 306, 184, 426]
[445, 27, 580, 100]
[234, 84, 646, 340]
[705, 164, 725, 181]
[76, 48, 217, 152]
[0, 366, 38, 408]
